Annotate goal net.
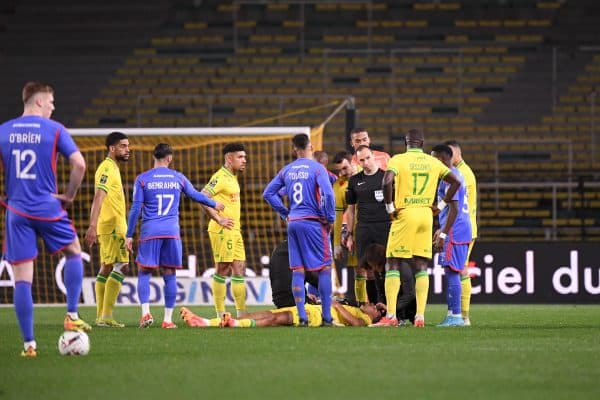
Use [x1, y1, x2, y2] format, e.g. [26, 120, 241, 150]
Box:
[0, 125, 321, 304]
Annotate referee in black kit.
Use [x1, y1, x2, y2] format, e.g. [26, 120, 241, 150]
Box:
[343, 145, 415, 324]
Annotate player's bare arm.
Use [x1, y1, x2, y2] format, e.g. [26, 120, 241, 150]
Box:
[441, 172, 461, 205]
[433, 200, 458, 251]
[382, 169, 396, 218]
[200, 189, 234, 229]
[53, 151, 86, 208]
[332, 302, 365, 326]
[85, 188, 107, 247]
[344, 203, 356, 252]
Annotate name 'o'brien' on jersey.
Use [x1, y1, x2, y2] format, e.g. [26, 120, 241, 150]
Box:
[0, 115, 79, 220]
[127, 167, 216, 240]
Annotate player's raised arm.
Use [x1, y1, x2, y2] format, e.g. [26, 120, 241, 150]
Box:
[440, 171, 461, 206]
[54, 151, 86, 208]
[181, 176, 223, 210]
[332, 302, 366, 326]
[263, 172, 289, 220]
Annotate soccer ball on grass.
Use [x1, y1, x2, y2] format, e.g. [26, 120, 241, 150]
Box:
[58, 330, 90, 356]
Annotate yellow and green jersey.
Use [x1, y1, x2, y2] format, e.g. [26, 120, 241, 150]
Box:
[457, 160, 477, 239]
[331, 304, 372, 326]
[95, 157, 126, 235]
[205, 166, 241, 232]
[332, 177, 348, 247]
[387, 148, 450, 210]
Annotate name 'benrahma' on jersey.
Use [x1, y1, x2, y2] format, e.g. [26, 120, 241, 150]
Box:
[131, 167, 207, 240]
[263, 158, 335, 223]
[438, 167, 471, 244]
[0, 115, 78, 219]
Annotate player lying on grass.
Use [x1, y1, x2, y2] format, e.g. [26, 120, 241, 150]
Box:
[179, 301, 384, 328]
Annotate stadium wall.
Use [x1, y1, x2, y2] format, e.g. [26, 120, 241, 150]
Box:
[1, 242, 597, 305]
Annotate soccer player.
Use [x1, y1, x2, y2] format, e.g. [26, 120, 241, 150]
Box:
[374, 129, 460, 327]
[344, 145, 417, 322]
[331, 151, 359, 302]
[431, 144, 472, 327]
[268, 239, 320, 309]
[179, 302, 384, 328]
[201, 143, 246, 318]
[85, 131, 130, 327]
[263, 134, 336, 326]
[125, 143, 225, 328]
[445, 140, 477, 326]
[0, 81, 90, 357]
[344, 145, 388, 304]
[314, 149, 338, 185]
[349, 128, 390, 171]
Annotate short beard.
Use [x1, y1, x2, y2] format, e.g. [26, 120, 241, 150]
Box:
[116, 154, 129, 162]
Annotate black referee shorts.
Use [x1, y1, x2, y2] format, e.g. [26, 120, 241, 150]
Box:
[355, 221, 391, 262]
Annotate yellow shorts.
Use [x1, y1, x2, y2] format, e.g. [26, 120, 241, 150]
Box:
[98, 232, 129, 265]
[208, 229, 246, 263]
[465, 239, 476, 267]
[271, 305, 322, 327]
[386, 207, 433, 259]
[346, 249, 358, 268]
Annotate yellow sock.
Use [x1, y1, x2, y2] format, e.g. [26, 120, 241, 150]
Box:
[102, 270, 124, 319]
[233, 319, 255, 328]
[461, 276, 472, 318]
[231, 275, 246, 315]
[208, 317, 222, 327]
[212, 274, 227, 316]
[415, 271, 429, 317]
[355, 275, 367, 303]
[95, 275, 107, 319]
[384, 270, 400, 318]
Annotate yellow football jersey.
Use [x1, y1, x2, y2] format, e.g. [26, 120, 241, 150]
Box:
[332, 177, 348, 247]
[387, 148, 450, 210]
[457, 160, 477, 239]
[95, 157, 126, 235]
[331, 304, 372, 326]
[205, 166, 241, 232]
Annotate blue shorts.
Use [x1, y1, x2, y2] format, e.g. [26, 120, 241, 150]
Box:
[136, 238, 182, 269]
[3, 209, 76, 263]
[287, 219, 332, 271]
[439, 238, 469, 272]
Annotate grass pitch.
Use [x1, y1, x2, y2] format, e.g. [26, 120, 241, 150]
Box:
[1, 304, 599, 400]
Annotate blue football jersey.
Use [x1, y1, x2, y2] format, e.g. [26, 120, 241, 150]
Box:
[130, 167, 215, 239]
[438, 167, 471, 243]
[263, 158, 335, 223]
[0, 115, 78, 219]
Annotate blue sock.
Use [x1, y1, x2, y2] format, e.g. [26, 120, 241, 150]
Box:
[291, 270, 307, 321]
[64, 254, 83, 313]
[307, 283, 319, 298]
[318, 267, 333, 322]
[137, 270, 151, 304]
[14, 281, 34, 342]
[446, 268, 462, 315]
[163, 274, 177, 309]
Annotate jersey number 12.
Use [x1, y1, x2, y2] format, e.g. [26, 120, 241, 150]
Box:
[12, 149, 37, 180]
